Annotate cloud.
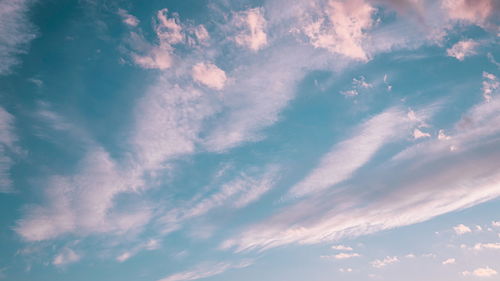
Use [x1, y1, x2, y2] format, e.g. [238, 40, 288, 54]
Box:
[331, 245, 353, 251]
[129, 8, 184, 70]
[442, 0, 496, 26]
[301, 0, 375, 60]
[0, 0, 37, 75]
[221, 93, 500, 252]
[233, 8, 268, 51]
[454, 224, 472, 235]
[157, 260, 253, 281]
[192, 62, 227, 90]
[462, 267, 498, 277]
[482, 72, 499, 102]
[118, 8, 139, 27]
[446, 40, 478, 61]
[52, 248, 80, 266]
[15, 147, 150, 241]
[116, 239, 161, 262]
[160, 168, 278, 233]
[442, 258, 456, 265]
[289, 108, 417, 197]
[492, 221, 500, 227]
[0, 107, 19, 193]
[371, 256, 399, 268]
[473, 243, 500, 250]
[413, 128, 431, 139]
[334, 253, 361, 259]
[339, 268, 353, 273]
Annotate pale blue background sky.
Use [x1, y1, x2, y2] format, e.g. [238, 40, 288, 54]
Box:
[0, 0, 500, 280]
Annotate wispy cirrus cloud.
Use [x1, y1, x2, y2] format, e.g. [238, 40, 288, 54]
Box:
[157, 260, 253, 281]
[0, 0, 37, 75]
[289, 107, 418, 198]
[0, 107, 20, 193]
[221, 87, 500, 252]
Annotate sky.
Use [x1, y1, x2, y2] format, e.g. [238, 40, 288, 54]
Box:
[0, 0, 500, 280]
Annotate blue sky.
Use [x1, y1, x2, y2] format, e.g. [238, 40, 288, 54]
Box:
[1, 0, 500, 280]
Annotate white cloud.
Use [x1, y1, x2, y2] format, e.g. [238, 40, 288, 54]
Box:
[454, 224, 472, 235]
[192, 62, 227, 90]
[492, 221, 500, 227]
[15, 147, 150, 241]
[157, 260, 253, 281]
[118, 8, 139, 27]
[0, 107, 19, 193]
[473, 243, 500, 250]
[301, 0, 375, 60]
[438, 129, 451, 140]
[160, 169, 278, 233]
[0, 0, 37, 75]
[53, 248, 80, 266]
[334, 253, 361, 259]
[289, 108, 417, 197]
[331, 245, 353, 251]
[371, 256, 399, 268]
[339, 268, 353, 273]
[129, 9, 184, 70]
[442, 258, 456, 265]
[116, 239, 161, 262]
[234, 8, 267, 51]
[446, 40, 478, 61]
[221, 98, 500, 252]
[442, 0, 495, 26]
[413, 128, 431, 139]
[462, 267, 498, 277]
[482, 72, 499, 102]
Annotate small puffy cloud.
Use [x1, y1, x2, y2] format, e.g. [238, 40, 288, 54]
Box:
[156, 8, 183, 45]
[53, 248, 80, 266]
[321, 253, 360, 260]
[192, 62, 227, 90]
[482, 72, 499, 102]
[193, 25, 209, 44]
[130, 9, 184, 70]
[302, 0, 375, 60]
[332, 245, 353, 251]
[118, 8, 139, 27]
[438, 129, 451, 140]
[234, 7, 267, 51]
[413, 128, 431, 139]
[462, 267, 498, 277]
[371, 256, 399, 268]
[473, 243, 500, 250]
[116, 252, 132, 262]
[442, 258, 456, 265]
[442, 0, 495, 26]
[492, 221, 500, 227]
[132, 46, 172, 70]
[334, 253, 361, 259]
[339, 268, 353, 273]
[341, 89, 358, 97]
[454, 224, 472, 235]
[446, 40, 478, 61]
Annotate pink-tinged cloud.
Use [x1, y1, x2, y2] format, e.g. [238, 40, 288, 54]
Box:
[192, 62, 227, 90]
